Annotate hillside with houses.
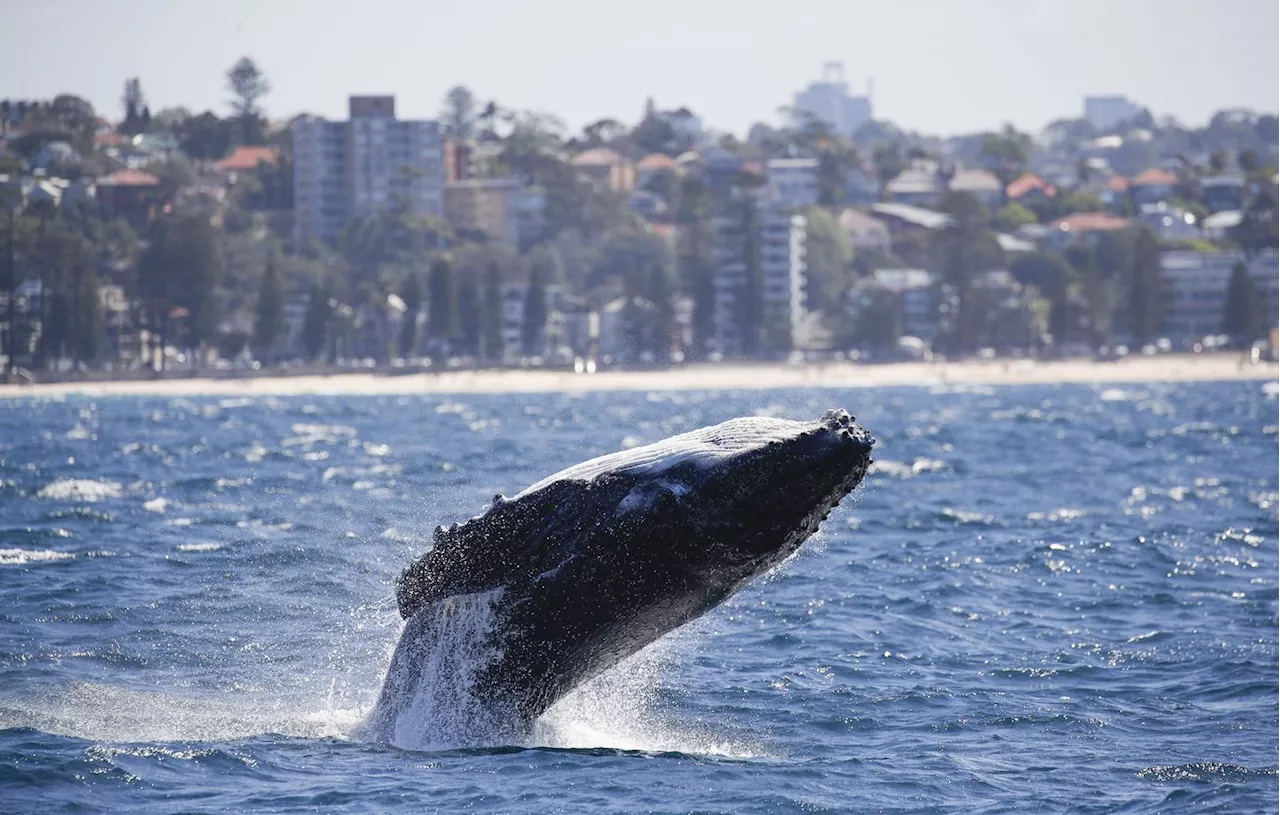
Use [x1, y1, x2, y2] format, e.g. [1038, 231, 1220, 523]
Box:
[1, 60, 1277, 379]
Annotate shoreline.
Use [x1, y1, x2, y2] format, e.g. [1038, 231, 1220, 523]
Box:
[0, 354, 1274, 399]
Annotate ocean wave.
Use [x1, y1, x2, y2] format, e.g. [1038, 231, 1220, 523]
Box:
[869, 458, 946, 478]
[35, 479, 124, 503]
[0, 548, 75, 566]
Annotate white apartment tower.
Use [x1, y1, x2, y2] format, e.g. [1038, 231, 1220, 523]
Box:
[1083, 95, 1141, 132]
[791, 62, 872, 137]
[712, 199, 808, 355]
[293, 96, 444, 246]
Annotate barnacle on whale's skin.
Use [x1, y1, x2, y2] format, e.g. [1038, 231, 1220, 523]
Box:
[381, 410, 874, 729]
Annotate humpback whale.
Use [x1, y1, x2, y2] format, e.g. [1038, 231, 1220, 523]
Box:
[373, 409, 874, 739]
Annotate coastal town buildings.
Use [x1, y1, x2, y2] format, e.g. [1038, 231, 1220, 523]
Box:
[790, 62, 873, 137]
[1160, 250, 1280, 342]
[711, 201, 808, 354]
[292, 95, 444, 245]
[1084, 95, 1142, 132]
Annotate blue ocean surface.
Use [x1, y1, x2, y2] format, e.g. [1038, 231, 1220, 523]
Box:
[0, 381, 1276, 814]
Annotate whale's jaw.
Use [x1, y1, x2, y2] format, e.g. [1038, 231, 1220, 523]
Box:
[383, 410, 874, 730]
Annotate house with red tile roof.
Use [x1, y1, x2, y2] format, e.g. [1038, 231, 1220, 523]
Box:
[1129, 167, 1178, 205]
[1005, 173, 1056, 204]
[1045, 211, 1130, 249]
[948, 167, 1003, 208]
[97, 169, 161, 226]
[570, 147, 635, 191]
[214, 145, 280, 173]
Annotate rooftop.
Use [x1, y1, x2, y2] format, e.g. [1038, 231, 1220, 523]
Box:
[636, 153, 677, 172]
[1130, 167, 1178, 187]
[948, 168, 1001, 192]
[215, 146, 280, 173]
[870, 268, 934, 291]
[98, 169, 160, 187]
[1005, 172, 1056, 200]
[571, 147, 630, 168]
[1049, 211, 1130, 233]
[837, 208, 889, 233]
[870, 202, 952, 230]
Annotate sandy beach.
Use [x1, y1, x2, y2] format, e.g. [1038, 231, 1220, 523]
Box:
[0, 353, 1274, 399]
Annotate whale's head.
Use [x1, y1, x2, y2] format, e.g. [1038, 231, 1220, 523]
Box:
[588, 408, 873, 575]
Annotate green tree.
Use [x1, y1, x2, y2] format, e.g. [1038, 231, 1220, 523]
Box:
[932, 192, 1005, 353]
[849, 286, 900, 349]
[427, 256, 456, 345]
[646, 253, 676, 359]
[872, 142, 905, 190]
[1012, 250, 1075, 344]
[482, 260, 504, 362]
[1127, 226, 1164, 345]
[254, 255, 284, 356]
[178, 111, 234, 160]
[138, 214, 223, 359]
[441, 86, 477, 140]
[992, 201, 1037, 232]
[226, 57, 269, 145]
[455, 277, 480, 356]
[301, 280, 332, 361]
[1220, 261, 1262, 345]
[736, 191, 764, 355]
[398, 270, 423, 356]
[121, 78, 148, 136]
[522, 257, 548, 355]
[1231, 186, 1278, 256]
[675, 175, 715, 357]
[803, 207, 853, 315]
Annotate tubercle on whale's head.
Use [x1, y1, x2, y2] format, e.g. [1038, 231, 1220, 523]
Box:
[668, 408, 874, 568]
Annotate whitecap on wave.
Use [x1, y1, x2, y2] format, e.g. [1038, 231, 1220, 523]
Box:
[36, 478, 124, 502]
[0, 548, 75, 566]
[870, 458, 946, 478]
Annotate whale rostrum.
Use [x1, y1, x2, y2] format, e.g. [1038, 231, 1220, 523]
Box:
[389, 409, 874, 727]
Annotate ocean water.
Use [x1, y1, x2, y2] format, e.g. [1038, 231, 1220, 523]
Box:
[0, 381, 1276, 814]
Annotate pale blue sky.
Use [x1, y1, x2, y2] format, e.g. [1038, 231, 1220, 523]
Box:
[3, 0, 1277, 136]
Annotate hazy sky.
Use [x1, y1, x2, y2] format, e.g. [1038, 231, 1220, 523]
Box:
[4, 0, 1277, 136]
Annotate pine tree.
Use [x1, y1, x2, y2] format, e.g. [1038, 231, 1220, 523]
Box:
[522, 259, 548, 356]
[398, 270, 422, 357]
[482, 261, 504, 362]
[647, 260, 675, 359]
[1221, 261, 1262, 345]
[254, 256, 284, 356]
[1127, 226, 1163, 346]
[456, 278, 480, 356]
[301, 281, 331, 361]
[427, 257, 456, 345]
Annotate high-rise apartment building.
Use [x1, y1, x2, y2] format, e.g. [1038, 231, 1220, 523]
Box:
[293, 96, 444, 246]
[791, 62, 872, 137]
[711, 198, 808, 355]
[1083, 95, 1141, 132]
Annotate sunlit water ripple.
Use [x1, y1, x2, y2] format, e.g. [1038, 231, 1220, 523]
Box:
[0, 382, 1275, 813]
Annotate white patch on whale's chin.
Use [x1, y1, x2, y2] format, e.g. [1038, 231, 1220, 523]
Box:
[516, 416, 812, 499]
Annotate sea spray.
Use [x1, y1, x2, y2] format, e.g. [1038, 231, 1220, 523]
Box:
[362, 589, 513, 750]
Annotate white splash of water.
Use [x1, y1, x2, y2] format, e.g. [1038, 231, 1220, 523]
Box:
[0, 681, 365, 743]
[360, 590, 510, 751]
[36, 478, 123, 502]
[0, 548, 75, 566]
[358, 594, 760, 757]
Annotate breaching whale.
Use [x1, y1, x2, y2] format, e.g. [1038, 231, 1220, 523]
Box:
[372, 409, 874, 740]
